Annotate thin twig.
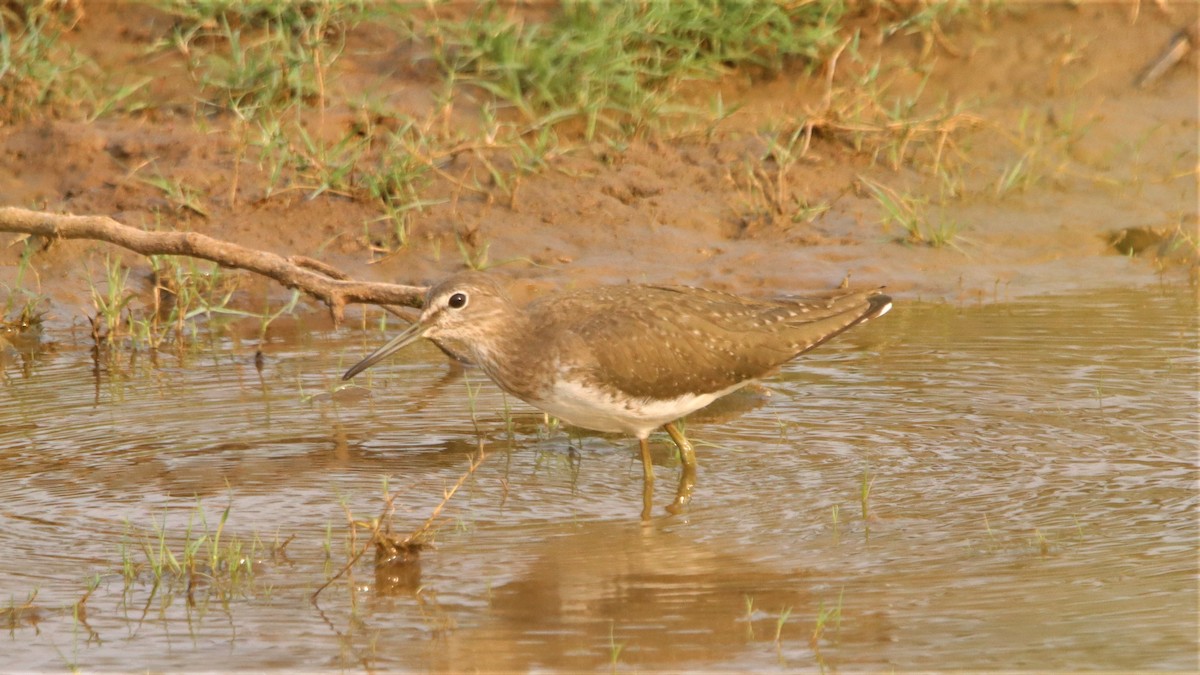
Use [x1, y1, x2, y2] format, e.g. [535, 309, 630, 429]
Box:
[310, 499, 392, 602]
[406, 447, 489, 545]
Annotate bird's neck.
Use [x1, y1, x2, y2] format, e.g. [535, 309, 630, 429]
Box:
[468, 312, 548, 400]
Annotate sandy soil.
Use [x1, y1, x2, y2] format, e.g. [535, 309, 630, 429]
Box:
[1, 2, 1196, 328]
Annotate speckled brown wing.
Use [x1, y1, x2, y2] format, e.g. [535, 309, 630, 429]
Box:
[532, 285, 889, 401]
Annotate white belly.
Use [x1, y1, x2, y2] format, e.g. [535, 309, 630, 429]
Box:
[531, 378, 748, 439]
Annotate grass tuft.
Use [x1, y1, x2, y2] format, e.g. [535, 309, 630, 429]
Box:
[861, 176, 962, 248]
[426, 1, 843, 139]
[157, 0, 371, 116]
[0, 2, 88, 122]
[117, 497, 277, 606]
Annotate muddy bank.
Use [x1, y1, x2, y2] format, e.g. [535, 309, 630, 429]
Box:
[0, 3, 1196, 330]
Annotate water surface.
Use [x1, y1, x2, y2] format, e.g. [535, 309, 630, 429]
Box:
[1, 287, 1196, 671]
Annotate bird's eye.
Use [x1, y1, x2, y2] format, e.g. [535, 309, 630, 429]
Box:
[448, 292, 468, 309]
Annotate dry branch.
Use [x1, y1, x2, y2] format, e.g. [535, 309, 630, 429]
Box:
[0, 206, 427, 323]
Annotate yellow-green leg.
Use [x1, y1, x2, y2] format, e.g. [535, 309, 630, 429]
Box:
[664, 422, 697, 514]
[639, 437, 655, 521]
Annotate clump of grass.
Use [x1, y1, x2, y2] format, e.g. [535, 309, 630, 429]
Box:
[118, 497, 280, 606]
[860, 176, 961, 248]
[361, 123, 440, 251]
[141, 173, 212, 218]
[83, 247, 316, 354]
[194, 17, 331, 112]
[826, 76, 978, 173]
[147, 1, 432, 228]
[993, 149, 1036, 197]
[2, 239, 48, 343]
[86, 253, 285, 353]
[87, 255, 138, 347]
[0, 2, 89, 122]
[156, 0, 365, 26]
[859, 467, 874, 522]
[791, 12, 985, 176]
[810, 589, 844, 650]
[742, 595, 758, 639]
[967, 514, 1086, 558]
[773, 605, 793, 644]
[881, 0, 982, 53]
[248, 119, 372, 200]
[157, 0, 371, 116]
[0, 299, 44, 342]
[425, 1, 843, 140]
[146, 254, 239, 340]
[731, 122, 837, 231]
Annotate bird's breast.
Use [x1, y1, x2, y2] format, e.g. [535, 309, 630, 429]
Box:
[528, 376, 748, 438]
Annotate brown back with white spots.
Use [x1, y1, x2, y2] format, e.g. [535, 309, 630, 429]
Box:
[528, 283, 891, 401]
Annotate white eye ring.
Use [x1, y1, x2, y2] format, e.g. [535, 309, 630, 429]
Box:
[447, 292, 468, 310]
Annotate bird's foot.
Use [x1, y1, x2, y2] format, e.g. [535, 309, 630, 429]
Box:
[666, 462, 696, 515]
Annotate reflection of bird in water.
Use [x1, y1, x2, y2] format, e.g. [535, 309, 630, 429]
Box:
[409, 522, 831, 671]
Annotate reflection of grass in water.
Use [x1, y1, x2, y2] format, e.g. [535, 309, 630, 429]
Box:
[1, 589, 43, 630]
[97, 476, 458, 668]
[969, 512, 1088, 558]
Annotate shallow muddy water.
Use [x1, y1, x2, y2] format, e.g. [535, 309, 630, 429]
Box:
[2, 286, 1196, 671]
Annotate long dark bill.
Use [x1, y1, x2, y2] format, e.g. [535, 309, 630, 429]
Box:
[342, 321, 427, 380]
